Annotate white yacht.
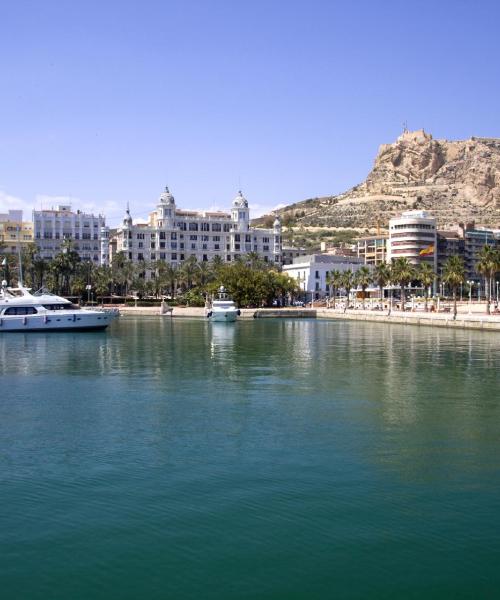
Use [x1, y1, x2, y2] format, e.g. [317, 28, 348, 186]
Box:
[205, 286, 240, 322]
[0, 281, 119, 332]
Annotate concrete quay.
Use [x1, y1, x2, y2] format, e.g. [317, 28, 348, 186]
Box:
[315, 308, 500, 331]
[116, 305, 500, 331]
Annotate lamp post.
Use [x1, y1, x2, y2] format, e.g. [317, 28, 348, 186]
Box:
[467, 280, 474, 315]
[496, 280, 499, 305]
[85, 284, 92, 305]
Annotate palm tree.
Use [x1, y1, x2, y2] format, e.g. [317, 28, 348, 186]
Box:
[21, 242, 39, 288]
[340, 269, 355, 313]
[391, 257, 415, 310]
[325, 269, 342, 309]
[179, 255, 198, 291]
[418, 262, 435, 312]
[164, 264, 178, 299]
[373, 262, 391, 307]
[442, 255, 465, 319]
[195, 260, 213, 289]
[246, 251, 263, 270]
[354, 266, 372, 309]
[477, 245, 498, 315]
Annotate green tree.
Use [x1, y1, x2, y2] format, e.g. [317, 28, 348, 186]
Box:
[390, 257, 415, 310]
[417, 262, 435, 312]
[325, 269, 342, 309]
[340, 269, 355, 313]
[442, 256, 465, 319]
[373, 262, 391, 306]
[477, 245, 498, 315]
[354, 266, 372, 309]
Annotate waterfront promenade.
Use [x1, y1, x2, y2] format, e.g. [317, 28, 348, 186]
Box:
[117, 304, 500, 331]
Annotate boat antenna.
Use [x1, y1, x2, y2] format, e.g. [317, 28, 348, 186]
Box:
[17, 225, 24, 286]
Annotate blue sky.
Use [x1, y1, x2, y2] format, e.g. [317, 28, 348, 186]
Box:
[1, 0, 499, 225]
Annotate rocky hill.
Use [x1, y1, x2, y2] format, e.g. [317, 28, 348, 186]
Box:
[255, 130, 500, 231]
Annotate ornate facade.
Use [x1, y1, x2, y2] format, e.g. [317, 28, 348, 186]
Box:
[106, 187, 282, 269]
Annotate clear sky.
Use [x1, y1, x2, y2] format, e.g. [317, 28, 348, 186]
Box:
[1, 0, 499, 225]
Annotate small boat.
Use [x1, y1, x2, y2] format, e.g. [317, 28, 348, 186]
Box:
[0, 281, 119, 332]
[205, 286, 240, 322]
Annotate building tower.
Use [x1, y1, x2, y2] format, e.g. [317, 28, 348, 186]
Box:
[100, 226, 110, 266]
[231, 190, 249, 232]
[122, 204, 133, 259]
[273, 215, 282, 259]
[156, 186, 176, 228]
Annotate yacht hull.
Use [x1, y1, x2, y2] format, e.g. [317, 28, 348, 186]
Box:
[0, 312, 117, 332]
[208, 310, 238, 322]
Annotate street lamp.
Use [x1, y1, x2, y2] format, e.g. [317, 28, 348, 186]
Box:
[496, 280, 499, 306]
[467, 280, 474, 315]
[85, 284, 92, 305]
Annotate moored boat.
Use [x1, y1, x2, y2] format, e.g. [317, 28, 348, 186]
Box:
[205, 286, 240, 322]
[0, 281, 119, 332]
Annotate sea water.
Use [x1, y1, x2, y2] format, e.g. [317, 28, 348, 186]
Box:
[1, 318, 500, 598]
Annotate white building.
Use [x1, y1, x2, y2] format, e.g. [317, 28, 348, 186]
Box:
[283, 254, 364, 300]
[388, 210, 437, 270]
[33, 205, 106, 263]
[107, 187, 282, 269]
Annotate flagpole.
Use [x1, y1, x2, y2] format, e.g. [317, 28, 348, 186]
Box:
[17, 225, 24, 287]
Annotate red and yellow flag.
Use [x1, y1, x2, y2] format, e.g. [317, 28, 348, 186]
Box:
[419, 244, 434, 256]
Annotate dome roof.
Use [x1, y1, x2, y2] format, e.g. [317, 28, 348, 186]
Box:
[123, 204, 132, 226]
[159, 186, 175, 205]
[232, 190, 248, 208]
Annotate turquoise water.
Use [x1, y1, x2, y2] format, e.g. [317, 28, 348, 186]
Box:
[1, 318, 500, 599]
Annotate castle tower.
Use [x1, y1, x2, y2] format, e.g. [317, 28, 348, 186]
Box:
[231, 190, 249, 232]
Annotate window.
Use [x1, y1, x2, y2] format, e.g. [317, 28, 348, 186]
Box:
[235, 234, 240, 242]
[227, 255, 231, 261]
[170, 242, 177, 249]
[235, 243, 240, 250]
[245, 235, 251, 242]
[263, 245, 269, 251]
[203, 254, 208, 261]
[160, 242, 166, 249]
[212, 223, 221, 232]
[202, 244, 207, 250]
[4, 306, 38, 315]
[191, 243, 196, 250]
[223, 224, 231, 232]
[201, 223, 209, 231]
[171, 253, 177, 260]
[171, 232, 177, 240]
[190, 235, 198, 240]
[315, 270, 319, 279]
[137, 233, 145, 239]
[160, 232, 166, 240]
[213, 235, 220, 242]
[263, 237, 270, 243]
[160, 252, 166, 260]
[180, 254, 185, 261]
[202, 235, 209, 242]
[138, 242, 143, 248]
[151, 253, 156, 260]
[214, 244, 220, 250]
[189, 223, 198, 231]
